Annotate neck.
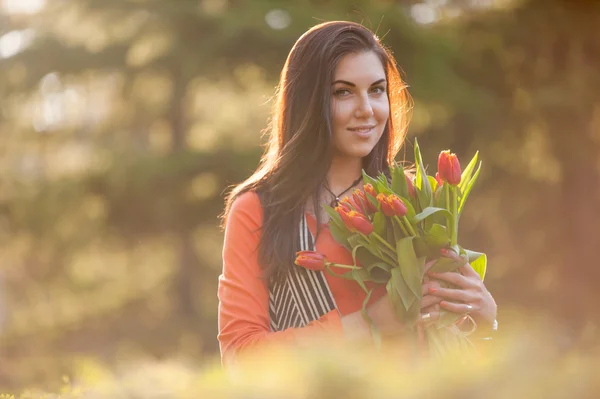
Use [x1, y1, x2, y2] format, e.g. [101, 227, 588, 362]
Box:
[326, 155, 363, 195]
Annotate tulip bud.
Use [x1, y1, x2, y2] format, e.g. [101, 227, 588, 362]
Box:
[405, 174, 416, 198]
[437, 150, 461, 186]
[388, 195, 408, 217]
[347, 210, 374, 235]
[364, 184, 377, 198]
[353, 189, 377, 214]
[335, 203, 356, 232]
[377, 193, 395, 217]
[295, 251, 327, 271]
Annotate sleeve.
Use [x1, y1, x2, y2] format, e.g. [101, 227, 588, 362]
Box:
[217, 192, 343, 366]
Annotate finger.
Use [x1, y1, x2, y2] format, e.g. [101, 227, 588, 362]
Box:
[421, 280, 441, 295]
[420, 294, 442, 309]
[459, 263, 481, 280]
[428, 286, 476, 303]
[440, 248, 467, 263]
[440, 300, 476, 315]
[428, 270, 476, 289]
[424, 259, 438, 274]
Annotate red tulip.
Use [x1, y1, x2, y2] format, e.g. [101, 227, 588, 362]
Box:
[352, 189, 377, 214]
[435, 172, 444, 187]
[295, 251, 327, 271]
[437, 150, 461, 185]
[347, 210, 374, 235]
[364, 183, 377, 198]
[405, 174, 416, 198]
[335, 203, 355, 231]
[377, 193, 395, 217]
[388, 194, 408, 217]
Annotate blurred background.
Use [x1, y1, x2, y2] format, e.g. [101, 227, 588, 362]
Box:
[0, 0, 598, 392]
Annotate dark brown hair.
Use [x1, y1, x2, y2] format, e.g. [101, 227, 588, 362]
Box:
[222, 21, 412, 283]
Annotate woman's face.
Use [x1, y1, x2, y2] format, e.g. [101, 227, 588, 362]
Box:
[330, 50, 390, 161]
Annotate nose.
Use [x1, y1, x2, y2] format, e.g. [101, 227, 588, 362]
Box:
[354, 94, 374, 119]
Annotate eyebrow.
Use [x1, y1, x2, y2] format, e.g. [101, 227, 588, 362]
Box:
[332, 78, 386, 87]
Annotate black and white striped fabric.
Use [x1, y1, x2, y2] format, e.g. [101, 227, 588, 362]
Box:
[268, 214, 337, 332]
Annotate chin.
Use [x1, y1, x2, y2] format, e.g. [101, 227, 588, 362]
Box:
[345, 144, 378, 159]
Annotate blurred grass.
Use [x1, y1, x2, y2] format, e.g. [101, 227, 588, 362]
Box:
[1, 317, 598, 398]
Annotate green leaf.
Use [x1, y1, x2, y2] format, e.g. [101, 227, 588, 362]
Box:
[386, 278, 407, 321]
[391, 216, 407, 241]
[351, 244, 364, 266]
[458, 161, 482, 215]
[371, 269, 391, 284]
[324, 205, 345, 230]
[352, 268, 369, 293]
[355, 247, 382, 269]
[395, 236, 423, 299]
[368, 262, 392, 283]
[373, 210, 386, 236]
[414, 138, 433, 210]
[391, 161, 410, 198]
[428, 256, 464, 274]
[428, 175, 438, 192]
[360, 288, 381, 348]
[458, 151, 479, 193]
[425, 224, 450, 249]
[391, 267, 416, 311]
[413, 206, 452, 225]
[405, 300, 421, 327]
[362, 170, 379, 188]
[464, 249, 487, 280]
[329, 222, 351, 249]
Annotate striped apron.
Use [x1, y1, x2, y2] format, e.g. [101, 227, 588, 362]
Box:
[268, 214, 338, 331]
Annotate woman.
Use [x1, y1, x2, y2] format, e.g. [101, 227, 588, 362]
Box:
[218, 21, 497, 365]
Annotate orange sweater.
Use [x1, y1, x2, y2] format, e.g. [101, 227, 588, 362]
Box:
[218, 191, 386, 364]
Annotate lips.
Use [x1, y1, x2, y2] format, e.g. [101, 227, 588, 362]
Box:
[348, 125, 376, 133]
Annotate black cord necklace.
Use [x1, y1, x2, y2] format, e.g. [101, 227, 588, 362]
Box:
[323, 176, 363, 207]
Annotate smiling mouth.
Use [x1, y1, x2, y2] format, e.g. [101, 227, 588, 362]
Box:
[348, 125, 376, 133]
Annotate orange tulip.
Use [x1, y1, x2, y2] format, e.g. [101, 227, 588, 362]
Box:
[335, 203, 355, 231]
[352, 189, 377, 214]
[437, 150, 461, 185]
[376, 193, 394, 217]
[388, 194, 408, 217]
[347, 210, 374, 235]
[364, 183, 377, 198]
[295, 251, 327, 271]
[377, 193, 407, 217]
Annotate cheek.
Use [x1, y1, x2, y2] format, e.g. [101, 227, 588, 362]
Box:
[374, 99, 390, 122]
[331, 100, 353, 130]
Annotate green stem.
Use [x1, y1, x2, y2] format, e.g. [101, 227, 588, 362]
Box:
[402, 215, 417, 236]
[371, 232, 396, 254]
[450, 185, 458, 246]
[445, 184, 450, 224]
[392, 216, 409, 237]
[328, 262, 361, 270]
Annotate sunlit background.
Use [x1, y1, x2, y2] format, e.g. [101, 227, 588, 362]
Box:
[0, 0, 599, 394]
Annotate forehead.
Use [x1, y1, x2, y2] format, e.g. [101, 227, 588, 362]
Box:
[333, 51, 386, 82]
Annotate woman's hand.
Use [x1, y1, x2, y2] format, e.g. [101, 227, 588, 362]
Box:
[425, 262, 497, 330]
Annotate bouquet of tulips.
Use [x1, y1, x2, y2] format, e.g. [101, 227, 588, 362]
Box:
[295, 139, 487, 359]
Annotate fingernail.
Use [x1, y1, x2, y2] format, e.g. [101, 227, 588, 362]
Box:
[429, 287, 438, 293]
[440, 301, 447, 307]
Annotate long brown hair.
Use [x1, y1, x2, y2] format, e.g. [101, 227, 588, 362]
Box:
[222, 21, 413, 283]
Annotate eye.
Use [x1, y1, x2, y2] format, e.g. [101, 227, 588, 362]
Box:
[370, 85, 386, 95]
[333, 88, 352, 97]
